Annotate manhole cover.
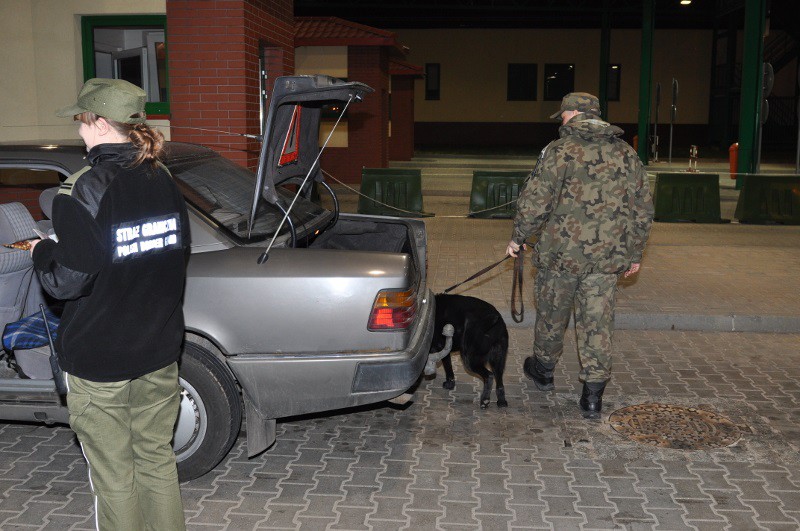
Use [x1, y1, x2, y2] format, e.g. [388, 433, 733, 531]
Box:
[609, 403, 742, 450]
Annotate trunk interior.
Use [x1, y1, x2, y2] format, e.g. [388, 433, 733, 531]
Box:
[310, 218, 413, 256]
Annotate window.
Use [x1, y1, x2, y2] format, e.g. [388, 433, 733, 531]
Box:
[507, 64, 537, 101]
[607, 64, 621, 101]
[544, 64, 575, 101]
[81, 16, 169, 115]
[425, 63, 440, 101]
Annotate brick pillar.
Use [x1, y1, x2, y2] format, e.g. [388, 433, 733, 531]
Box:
[389, 76, 415, 161]
[166, 0, 294, 170]
[320, 46, 390, 184]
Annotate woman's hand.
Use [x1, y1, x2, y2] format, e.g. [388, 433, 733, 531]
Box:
[28, 238, 42, 256]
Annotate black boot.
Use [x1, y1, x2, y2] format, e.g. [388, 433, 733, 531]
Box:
[579, 381, 607, 419]
[523, 356, 555, 391]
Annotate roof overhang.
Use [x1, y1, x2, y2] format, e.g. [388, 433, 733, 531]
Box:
[295, 16, 405, 53]
[389, 59, 423, 77]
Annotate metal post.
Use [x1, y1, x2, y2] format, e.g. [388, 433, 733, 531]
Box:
[755, 104, 763, 174]
[736, 0, 767, 188]
[796, 87, 800, 174]
[637, 0, 655, 164]
[599, 0, 611, 120]
[725, 18, 738, 148]
[669, 78, 678, 165]
[258, 58, 267, 137]
[651, 82, 660, 162]
[756, 63, 774, 174]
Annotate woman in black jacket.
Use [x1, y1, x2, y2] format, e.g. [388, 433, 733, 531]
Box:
[31, 78, 189, 531]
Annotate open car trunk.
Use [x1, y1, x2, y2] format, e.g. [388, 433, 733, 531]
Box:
[309, 217, 413, 255]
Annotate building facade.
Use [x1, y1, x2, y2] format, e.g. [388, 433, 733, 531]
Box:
[0, 0, 420, 214]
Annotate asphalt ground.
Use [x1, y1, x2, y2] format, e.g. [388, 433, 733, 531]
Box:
[1, 155, 799, 530]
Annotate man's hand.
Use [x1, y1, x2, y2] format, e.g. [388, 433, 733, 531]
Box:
[506, 240, 526, 258]
[623, 263, 640, 278]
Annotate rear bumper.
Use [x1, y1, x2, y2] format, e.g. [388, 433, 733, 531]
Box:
[226, 287, 435, 420]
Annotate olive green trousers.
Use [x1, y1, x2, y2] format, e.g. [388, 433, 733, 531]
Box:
[66, 362, 186, 531]
[533, 268, 618, 383]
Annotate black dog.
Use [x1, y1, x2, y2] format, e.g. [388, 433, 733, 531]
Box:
[430, 294, 508, 408]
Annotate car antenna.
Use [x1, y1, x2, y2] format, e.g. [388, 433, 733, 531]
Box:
[169, 125, 262, 141]
[256, 94, 358, 265]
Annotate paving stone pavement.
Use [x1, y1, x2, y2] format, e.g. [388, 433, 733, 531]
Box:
[2, 330, 800, 530]
[2, 154, 800, 529]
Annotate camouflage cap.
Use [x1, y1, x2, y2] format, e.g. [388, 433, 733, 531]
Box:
[549, 92, 601, 119]
[56, 78, 147, 124]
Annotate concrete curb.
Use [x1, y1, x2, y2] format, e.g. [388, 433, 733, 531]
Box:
[501, 310, 800, 333]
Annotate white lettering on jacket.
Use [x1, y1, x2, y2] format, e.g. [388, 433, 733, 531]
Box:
[142, 218, 177, 237]
[116, 225, 140, 243]
[112, 215, 182, 264]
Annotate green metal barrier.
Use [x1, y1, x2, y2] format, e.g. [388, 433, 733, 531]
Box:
[653, 173, 724, 223]
[468, 170, 529, 219]
[357, 168, 431, 217]
[734, 174, 800, 224]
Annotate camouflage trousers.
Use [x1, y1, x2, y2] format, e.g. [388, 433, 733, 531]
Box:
[533, 268, 618, 383]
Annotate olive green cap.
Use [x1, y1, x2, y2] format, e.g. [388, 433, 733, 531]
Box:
[56, 78, 147, 124]
[549, 92, 601, 119]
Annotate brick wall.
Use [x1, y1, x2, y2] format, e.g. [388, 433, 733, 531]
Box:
[320, 46, 390, 184]
[166, 0, 294, 170]
[0, 186, 48, 220]
[0, 169, 60, 220]
[389, 76, 415, 161]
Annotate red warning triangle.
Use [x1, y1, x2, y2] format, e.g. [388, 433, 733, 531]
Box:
[279, 105, 301, 166]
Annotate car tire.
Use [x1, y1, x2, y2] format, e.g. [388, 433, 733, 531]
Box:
[174, 340, 242, 482]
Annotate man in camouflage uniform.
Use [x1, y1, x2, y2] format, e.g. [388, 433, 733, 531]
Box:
[506, 92, 653, 419]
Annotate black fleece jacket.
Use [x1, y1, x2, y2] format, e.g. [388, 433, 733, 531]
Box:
[33, 143, 190, 382]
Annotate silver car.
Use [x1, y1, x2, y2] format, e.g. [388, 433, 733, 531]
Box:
[0, 76, 435, 480]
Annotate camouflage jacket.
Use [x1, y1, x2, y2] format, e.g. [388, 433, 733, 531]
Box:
[512, 114, 654, 275]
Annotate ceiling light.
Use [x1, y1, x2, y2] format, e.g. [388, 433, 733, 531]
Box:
[680, 0, 692, 5]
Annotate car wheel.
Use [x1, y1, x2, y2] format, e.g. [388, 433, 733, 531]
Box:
[173, 341, 242, 482]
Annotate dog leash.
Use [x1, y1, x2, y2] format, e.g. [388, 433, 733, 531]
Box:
[439, 251, 527, 323]
[440, 256, 510, 295]
[510, 254, 524, 323]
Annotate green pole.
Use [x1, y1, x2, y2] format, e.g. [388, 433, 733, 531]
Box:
[637, 0, 655, 164]
[599, 0, 610, 120]
[736, 0, 767, 188]
[724, 19, 738, 148]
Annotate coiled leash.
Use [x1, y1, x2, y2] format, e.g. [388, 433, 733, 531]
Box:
[510, 254, 524, 323]
[439, 251, 526, 323]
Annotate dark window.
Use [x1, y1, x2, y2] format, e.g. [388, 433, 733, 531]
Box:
[607, 64, 621, 101]
[425, 63, 440, 101]
[544, 64, 575, 101]
[81, 15, 169, 115]
[507, 63, 537, 101]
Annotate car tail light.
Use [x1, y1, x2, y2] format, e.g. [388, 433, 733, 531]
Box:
[368, 287, 417, 330]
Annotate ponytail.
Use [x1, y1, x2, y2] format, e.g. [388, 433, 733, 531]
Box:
[74, 111, 165, 167]
[128, 122, 165, 167]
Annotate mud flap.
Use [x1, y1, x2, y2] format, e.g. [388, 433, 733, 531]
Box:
[244, 397, 276, 458]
